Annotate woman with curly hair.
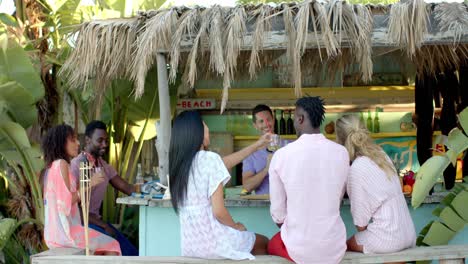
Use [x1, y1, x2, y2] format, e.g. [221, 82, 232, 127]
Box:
[335, 115, 416, 255]
[41, 124, 121, 255]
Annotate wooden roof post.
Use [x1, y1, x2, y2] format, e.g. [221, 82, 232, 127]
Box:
[156, 53, 171, 186]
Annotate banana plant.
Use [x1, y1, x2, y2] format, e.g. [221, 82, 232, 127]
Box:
[412, 107, 468, 246]
[0, 217, 42, 264]
[0, 35, 46, 259]
[412, 107, 468, 208]
[417, 177, 468, 246]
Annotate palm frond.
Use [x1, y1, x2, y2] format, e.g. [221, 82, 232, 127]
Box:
[434, 3, 468, 45]
[248, 4, 274, 80]
[388, 0, 428, 57]
[132, 8, 178, 97]
[221, 6, 247, 113]
[169, 8, 201, 83]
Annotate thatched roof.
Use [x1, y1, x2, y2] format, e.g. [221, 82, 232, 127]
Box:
[60, 0, 468, 112]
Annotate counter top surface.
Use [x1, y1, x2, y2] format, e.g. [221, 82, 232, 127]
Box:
[117, 189, 448, 208]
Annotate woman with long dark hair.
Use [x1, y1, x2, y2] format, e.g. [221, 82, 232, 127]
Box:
[169, 111, 268, 260]
[41, 124, 121, 255]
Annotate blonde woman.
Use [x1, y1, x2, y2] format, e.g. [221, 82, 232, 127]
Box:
[335, 115, 416, 254]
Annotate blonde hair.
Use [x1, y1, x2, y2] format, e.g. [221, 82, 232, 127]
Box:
[336, 114, 396, 178]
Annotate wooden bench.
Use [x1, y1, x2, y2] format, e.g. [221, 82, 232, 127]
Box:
[342, 245, 468, 263]
[31, 245, 468, 264]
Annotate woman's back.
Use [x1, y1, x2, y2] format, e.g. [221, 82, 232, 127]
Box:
[348, 156, 416, 253]
[179, 151, 255, 260]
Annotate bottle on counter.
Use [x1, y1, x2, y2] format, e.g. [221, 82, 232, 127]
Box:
[366, 110, 373, 132]
[274, 110, 279, 134]
[135, 163, 144, 194]
[360, 112, 365, 125]
[286, 110, 293, 135]
[290, 110, 296, 135]
[279, 110, 286, 135]
[373, 109, 380, 133]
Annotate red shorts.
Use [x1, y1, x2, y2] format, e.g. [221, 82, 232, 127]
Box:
[267, 232, 294, 263]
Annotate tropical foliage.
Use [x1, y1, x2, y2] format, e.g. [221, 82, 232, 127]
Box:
[0, 0, 168, 261]
[412, 107, 468, 246]
[0, 34, 46, 261]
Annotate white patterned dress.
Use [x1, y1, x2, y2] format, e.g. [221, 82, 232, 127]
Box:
[179, 150, 256, 260]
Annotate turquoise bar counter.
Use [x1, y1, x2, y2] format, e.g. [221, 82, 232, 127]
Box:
[117, 189, 468, 257]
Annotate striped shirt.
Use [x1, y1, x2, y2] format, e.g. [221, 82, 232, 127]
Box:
[348, 156, 416, 254]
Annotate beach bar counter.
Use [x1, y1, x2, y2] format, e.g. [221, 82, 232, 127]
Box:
[117, 189, 468, 256]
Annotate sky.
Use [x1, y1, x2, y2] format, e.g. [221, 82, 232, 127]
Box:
[0, 0, 15, 14]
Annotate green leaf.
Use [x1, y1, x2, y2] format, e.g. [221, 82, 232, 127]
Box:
[462, 183, 468, 191]
[452, 184, 465, 195]
[415, 261, 431, 264]
[412, 155, 451, 208]
[451, 190, 468, 221]
[0, 34, 7, 53]
[416, 236, 427, 247]
[446, 128, 468, 164]
[128, 119, 157, 141]
[0, 218, 17, 250]
[0, 13, 19, 27]
[439, 206, 466, 232]
[0, 146, 44, 174]
[422, 221, 456, 246]
[417, 221, 434, 246]
[459, 107, 468, 134]
[44, 0, 69, 13]
[55, 0, 86, 27]
[418, 220, 434, 237]
[441, 192, 457, 206]
[0, 122, 32, 150]
[0, 81, 37, 127]
[432, 207, 443, 217]
[0, 38, 45, 102]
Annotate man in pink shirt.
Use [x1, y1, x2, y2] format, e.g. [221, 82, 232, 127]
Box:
[268, 96, 350, 264]
[70, 121, 137, 256]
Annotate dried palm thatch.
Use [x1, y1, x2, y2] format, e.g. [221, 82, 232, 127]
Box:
[169, 7, 202, 83]
[387, 0, 428, 57]
[329, 1, 373, 82]
[182, 6, 228, 89]
[59, 1, 468, 111]
[133, 8, 178, 97]
[282, 3, 298, 91]
[60, 18, 140, 93]
[221, 6, 247, 113]
[413, 44, 468, 77]
[434, 3, 468, 45]
[62, 0, 372, 103]
[248, 4, 274, 80]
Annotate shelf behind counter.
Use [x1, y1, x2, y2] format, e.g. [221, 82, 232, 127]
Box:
[234, 131, 441, 149]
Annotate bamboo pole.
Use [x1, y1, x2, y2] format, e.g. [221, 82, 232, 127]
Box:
[155, 53, 171, 186]
[79, 161, 92, 256]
